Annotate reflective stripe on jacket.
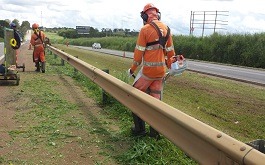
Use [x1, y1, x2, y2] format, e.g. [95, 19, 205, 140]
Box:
[131, 20, 175, 78]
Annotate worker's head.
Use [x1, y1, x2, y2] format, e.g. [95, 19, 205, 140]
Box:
[10, 22, 16, 29]
[140, 3, 161, 24]
[32, 23, 39, 33]
[32, 23, 39, 30]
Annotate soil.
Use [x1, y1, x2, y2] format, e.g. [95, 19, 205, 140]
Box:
[0, 40, 121, 164]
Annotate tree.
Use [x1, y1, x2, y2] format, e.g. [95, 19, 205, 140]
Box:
[20, 21, 31, 36]
[58, 29, 78, 38]
[0, 20, 10, 38]
[11, 19, 20, 29]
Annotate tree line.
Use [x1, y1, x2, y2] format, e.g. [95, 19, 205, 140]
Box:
[46, 27, 139, 39]
[1, 19, 138, 40]
[0, 19, 30, 39]
[54, 32, 265, 69]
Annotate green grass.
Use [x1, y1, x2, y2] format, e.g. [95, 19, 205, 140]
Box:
[52, 44, 265, 141]
[44, 44, 265, 164]
[4, 75, 81, 164]
[46, 47, 198, 164]
[45, 32, 64, 42]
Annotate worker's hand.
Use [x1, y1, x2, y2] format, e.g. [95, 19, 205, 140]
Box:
[176, 55, 185, 67]
[127, 69, 135, 78]
[176, 54, 185, 61]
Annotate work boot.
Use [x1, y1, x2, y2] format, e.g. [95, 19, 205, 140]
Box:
[149, 126, 161, 140]
[41, 62, 45, 73]
[35, 62, 40, 72]
[131, 113, 146, 136]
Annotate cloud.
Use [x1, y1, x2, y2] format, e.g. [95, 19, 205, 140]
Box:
[0, 0, 264, 35]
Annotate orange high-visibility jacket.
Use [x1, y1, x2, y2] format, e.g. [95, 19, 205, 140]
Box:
[131, 20, 176, 79]
[30, 30, 45, 47]
[30, 30, 46, 62]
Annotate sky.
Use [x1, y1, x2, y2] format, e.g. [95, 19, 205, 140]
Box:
[0, 0, 264, 36]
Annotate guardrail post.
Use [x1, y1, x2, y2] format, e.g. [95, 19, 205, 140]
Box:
[46, 49, 52, 55]
[61, 50, 65, 66]
[102, 69, 109, 104]
[61, 59, 65, 66]
[74, 56, 78, 73]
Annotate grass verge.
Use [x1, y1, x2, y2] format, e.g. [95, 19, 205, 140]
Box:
[46, 46, 198, 164]
[45, 44, 265, 164]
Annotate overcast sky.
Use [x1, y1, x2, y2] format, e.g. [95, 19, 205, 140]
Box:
[1, 0, 264, 36]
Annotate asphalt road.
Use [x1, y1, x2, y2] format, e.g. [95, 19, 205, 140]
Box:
[1, 43, 264, 86]
[74, 46, 265, 86]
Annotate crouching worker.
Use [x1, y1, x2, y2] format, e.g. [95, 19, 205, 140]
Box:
[127, 3, 178, 139]
[30, 23, 46, 73]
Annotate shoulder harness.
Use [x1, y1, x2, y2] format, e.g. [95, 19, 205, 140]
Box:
[146, 22, 171, 49]
[34, 30, 44, 43]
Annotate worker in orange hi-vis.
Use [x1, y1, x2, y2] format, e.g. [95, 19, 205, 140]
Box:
[30, 23, 46, 73]
[127, 3, 178, 139]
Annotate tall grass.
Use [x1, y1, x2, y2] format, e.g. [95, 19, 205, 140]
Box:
[46, 32, 265, 69]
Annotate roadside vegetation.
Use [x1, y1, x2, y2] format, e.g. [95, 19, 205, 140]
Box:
[51, 44, 265, 143]
[41, 43, 265, 164]
[1, 17, 264, 69]
[46, 48, 198, 164]
[47, 31, 265, 69]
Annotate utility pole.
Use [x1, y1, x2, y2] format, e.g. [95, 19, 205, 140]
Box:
[41, 11, 42, 27]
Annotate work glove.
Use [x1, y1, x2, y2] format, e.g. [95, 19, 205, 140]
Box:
[127, 69, 135, 78]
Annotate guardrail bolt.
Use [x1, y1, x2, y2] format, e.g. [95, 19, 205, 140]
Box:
[240, 146, 246, 151]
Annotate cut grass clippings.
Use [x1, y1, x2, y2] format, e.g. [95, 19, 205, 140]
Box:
[52, 44, 265, 141]
[45, 44, 265, 164]
[46, 46, 198, 164]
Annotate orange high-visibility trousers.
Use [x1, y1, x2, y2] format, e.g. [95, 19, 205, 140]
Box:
[133, 76, 163, 100]
[33, 45, 45, 62]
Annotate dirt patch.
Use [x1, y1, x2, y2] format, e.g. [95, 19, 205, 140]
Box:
[0, 43, 121, 164]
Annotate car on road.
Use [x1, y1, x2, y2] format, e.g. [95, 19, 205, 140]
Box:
[92, 43, 101, 49]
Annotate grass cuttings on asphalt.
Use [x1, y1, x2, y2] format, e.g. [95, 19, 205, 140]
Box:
[46, 44, 265, 164]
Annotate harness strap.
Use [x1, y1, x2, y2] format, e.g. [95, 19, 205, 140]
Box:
[146, 22, 171, 49]
[34, 31, 44, 44]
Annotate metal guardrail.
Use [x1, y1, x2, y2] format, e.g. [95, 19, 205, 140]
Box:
[47, 45, 265, 165]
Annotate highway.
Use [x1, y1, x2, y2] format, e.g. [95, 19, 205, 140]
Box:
[1, 43, 264, 86]
[74, 45, 265, 86]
